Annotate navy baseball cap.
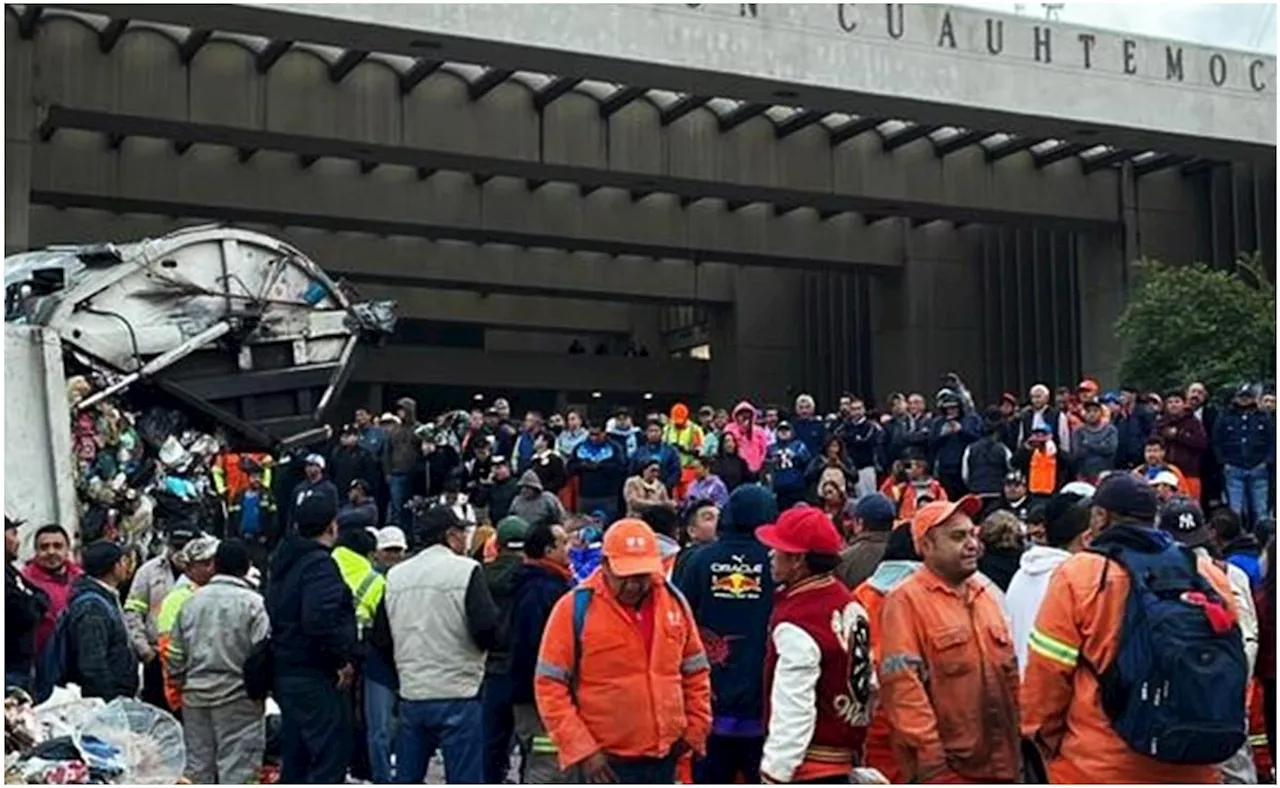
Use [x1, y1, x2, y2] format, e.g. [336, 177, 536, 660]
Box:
[295, 494, 339, 533]
[1092, 473, 1158, 522]
[1159, 497, 1212, 548]
[854, 493, 897, 524]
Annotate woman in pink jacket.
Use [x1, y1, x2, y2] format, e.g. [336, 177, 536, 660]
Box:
[723, 401, 769, 474]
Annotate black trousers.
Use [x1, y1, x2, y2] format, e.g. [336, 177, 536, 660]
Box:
[276, 671, 353, 785]
[692, 734, 763, 784]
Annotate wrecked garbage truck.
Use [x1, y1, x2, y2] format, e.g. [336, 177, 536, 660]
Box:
[4, 224, 395, 549]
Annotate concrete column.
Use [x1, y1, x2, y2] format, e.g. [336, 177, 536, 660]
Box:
[709, 267, 803, 405]
[1076, 229, 1128, 386]
[5, 14, 33, 254]
[870, 222, 982, 397]
[1076, 162, 1141, 387]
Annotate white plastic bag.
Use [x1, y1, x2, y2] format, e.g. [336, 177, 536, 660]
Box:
[74, 698, 184, 785]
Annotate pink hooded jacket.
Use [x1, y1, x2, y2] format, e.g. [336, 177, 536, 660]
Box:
[723, 401, 769, 473]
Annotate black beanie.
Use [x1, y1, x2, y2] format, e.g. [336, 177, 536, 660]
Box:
[82, 540, 125, 578]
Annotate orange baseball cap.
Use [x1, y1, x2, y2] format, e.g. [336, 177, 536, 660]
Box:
[910, 495, 984, 553]
[602, 519, 663, 577]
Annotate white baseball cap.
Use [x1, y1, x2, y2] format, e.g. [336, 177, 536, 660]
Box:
[305, 453, 326, 470]
[1150, 470, 1180, 489]
[377, 526, 408, 551]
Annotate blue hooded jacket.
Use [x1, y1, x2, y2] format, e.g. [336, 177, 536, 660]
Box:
[508, 561, 573, 704]
[675, 484, 779, 732]
[266, 536, 358, 678]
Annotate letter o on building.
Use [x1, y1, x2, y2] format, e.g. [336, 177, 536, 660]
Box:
[1209, 54, 1228, 87]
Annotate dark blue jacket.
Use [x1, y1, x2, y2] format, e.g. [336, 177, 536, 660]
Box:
[792, 418, 828, 462]
[834, 418, 884, 471]
[509, 562, 573, 705]
[632, 440, 682, 491]
[930, 414, 982, 474]
[885, 413, 934, 466]
[514, 431, 537, 473]
[266, 536, 358, 678]
[765, 439, 813, 493]
[675, 484, 778, 725]
[1213, 407, 1274, 470]
[1114, 406, 1155, 469]
[570, 439, 627, 500]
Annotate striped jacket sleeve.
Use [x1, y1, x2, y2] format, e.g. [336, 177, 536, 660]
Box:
[1018, 565, 1083, 759]
[533, 594, 600, 770]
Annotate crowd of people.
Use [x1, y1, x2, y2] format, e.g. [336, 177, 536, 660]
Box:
[4, 373, 1276, 784]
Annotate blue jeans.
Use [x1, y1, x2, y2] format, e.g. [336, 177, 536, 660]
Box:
[481, 673, 515, 783]
[364, 677, 397, 784]
[388, 473, 413, 529]
[395, 697, 483, 784]
[1225, 464, 1271, 527]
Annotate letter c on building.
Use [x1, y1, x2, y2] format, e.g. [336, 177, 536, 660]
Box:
[1250, 59, 1267, 92]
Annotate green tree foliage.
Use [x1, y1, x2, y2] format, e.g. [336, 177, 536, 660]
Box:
[1115, 254, 1275, 393]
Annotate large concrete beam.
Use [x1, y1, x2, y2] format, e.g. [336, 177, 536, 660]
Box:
[31, 131, 903, 270]
[26, 205, 737, 305]
[354, 345, 708, 395]
[59, 3, 1275, 162]
[355, 284, 636, 334]
[18, 14, 1122, 229]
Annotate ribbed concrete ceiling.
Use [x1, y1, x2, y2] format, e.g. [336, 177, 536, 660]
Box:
[15, 5, 1202, 177]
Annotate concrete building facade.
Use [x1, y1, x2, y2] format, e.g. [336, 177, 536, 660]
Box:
[6, 3, 1276, 416]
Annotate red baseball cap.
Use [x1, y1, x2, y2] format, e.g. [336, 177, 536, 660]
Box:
[755, 506, 843, 556]
[910, 495, 984, 553]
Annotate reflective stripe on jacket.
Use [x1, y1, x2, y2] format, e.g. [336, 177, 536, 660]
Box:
[533, 570, 712, 769]
[124, 554, 179, 659]
[157, 580, 195, 710]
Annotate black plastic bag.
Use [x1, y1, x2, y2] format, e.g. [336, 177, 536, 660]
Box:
[135, 406, 187, 451]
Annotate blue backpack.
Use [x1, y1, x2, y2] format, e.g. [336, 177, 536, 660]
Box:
[32, 593, 118, 703]
[1087, 525, 1248, 765]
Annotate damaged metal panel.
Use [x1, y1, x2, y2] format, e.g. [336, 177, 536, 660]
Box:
[5, 223, 396, 447]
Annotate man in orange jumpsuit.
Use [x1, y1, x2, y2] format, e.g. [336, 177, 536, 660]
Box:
[878, 495, 1021, 783]
[534, 519, 711, 783]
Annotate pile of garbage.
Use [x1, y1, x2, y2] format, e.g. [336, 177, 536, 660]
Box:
[66, 370, 229, 559]
[4, 691, 184, 785]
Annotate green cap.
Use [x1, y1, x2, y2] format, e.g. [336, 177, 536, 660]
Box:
[496, 516, 530, 548]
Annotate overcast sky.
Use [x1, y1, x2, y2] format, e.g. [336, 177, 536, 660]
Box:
[954, 2, 1276, 54]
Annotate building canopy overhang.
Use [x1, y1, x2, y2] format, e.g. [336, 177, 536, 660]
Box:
[49, 2, 1276, 164]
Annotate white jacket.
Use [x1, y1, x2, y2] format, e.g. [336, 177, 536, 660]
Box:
[1006, 545, 1073, 676]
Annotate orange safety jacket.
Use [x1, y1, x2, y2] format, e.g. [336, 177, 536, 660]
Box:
[879, 477, 948, 521]
[1028, 448, 1058, 495]
[533, 571, 712, 770]
[212, 452, 273, 501]
[1020, 550, 1237, 784]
